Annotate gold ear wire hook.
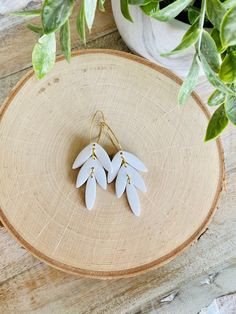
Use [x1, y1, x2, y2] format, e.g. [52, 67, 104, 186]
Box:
[89, 110, 105, 143]
[89, 110, 122, 151]
[100, 121, 122, 151]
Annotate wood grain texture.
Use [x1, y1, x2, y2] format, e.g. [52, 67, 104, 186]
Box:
[0, 0, 41, 14]
[0, 50, 223, 279]
[130, 263, 236, 314]
[0, 18, 236, 314]
[0, 81, 235, 311]
[0, 1, 116, 78]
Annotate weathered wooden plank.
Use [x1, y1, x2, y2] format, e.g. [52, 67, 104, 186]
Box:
[1, 185, 236, 314]
[1, 64, 236, 312]
[131, 264, 236, 314]
[0, 226, 40, 285]
[0, 1, 116, 78]
[0, 30, 128, 98]
[0, 0, 40, 14]
[1, 15, 236, 314]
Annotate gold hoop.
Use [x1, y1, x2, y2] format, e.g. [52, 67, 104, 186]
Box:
[89, 110, 122, 151]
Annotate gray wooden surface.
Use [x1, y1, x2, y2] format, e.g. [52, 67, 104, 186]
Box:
[1, 2, 236, 313]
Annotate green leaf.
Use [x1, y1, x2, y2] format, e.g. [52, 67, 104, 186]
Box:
[32, 33, 56, 79]
[60, 20, 71, 63]
[225, 94, 236, 125]
[84, 0, 97, 30]
[98, 0, 105, 11]
[27, 23, 44, 35]
[205, 104, 228, 141]
[211, 28, 224, 53]
[208, 89, 226, 106]
[221, 6, 236, 48]
[188, 7, 200, 24]
[178, 54, 200, 106]
[141, 2, 159, 15]
[219, 51, 236, 83]
[10, 9, 41, 17]
[151, 0, 193, 22]
[200, 53, 234, 94]
[200, 30, 221, 72]
[120, 0, 133, 22]
[161, 18, 200, 56]
[206, 0, 226, 30]
[128, 0, 151, 4]
[223, 0, 236, 10]
[42, 0, 73, 34]
[76, 1, 86, 44]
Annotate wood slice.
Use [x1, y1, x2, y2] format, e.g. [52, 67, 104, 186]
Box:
[0, 50, 224, 279]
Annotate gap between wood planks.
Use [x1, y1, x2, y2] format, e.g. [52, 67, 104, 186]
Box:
[0, 29, 120, 81]
[0, 0, 117, 79]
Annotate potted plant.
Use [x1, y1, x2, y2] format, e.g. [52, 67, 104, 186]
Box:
[12, 0, 236, 141]
[112, 0, 197, 77]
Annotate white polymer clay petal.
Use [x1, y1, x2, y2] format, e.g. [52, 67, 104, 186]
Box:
[76, 157, 95, 188]
[126, 183, 141, 216]
[127, 165, 147, 192]
[123, 151, 148, 172]
[94, 160, 107, 190]
[72, 143, 92, 169]
[115, 166, 128, 198]
[85, 175, 96, 210]
[94, 143, 112, 173]
[108, 151, 122, 183]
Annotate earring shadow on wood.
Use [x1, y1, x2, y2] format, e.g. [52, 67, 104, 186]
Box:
[67, 135, 88, 201]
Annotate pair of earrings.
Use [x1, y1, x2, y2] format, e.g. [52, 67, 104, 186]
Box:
[72, 111, 148, 216]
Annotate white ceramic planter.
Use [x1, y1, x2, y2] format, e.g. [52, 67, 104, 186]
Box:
[111, 0, 197, 78]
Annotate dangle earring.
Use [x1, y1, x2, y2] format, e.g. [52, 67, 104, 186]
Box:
[72, 111, 112, 210]
[102, 121, 148, 217]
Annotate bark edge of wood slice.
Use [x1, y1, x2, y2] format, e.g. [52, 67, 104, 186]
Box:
[0, 49, 224, 279]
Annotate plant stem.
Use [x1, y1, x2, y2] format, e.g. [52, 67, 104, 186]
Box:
[197, 0, 206, 53]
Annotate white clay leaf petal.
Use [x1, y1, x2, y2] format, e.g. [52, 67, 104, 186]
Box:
[127, 165, 147, 192]
[72, 143, 92, 169]
[95, 143, 112, 172]
[76, 157, 94, 188]
[85, 175, 96, 210]
[94, 160, 107, 190]
[108, 151, 122, 183]
[126, 183, 141, 216]
[123, 151, 148, 172]
[115, 166, 128, 198]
